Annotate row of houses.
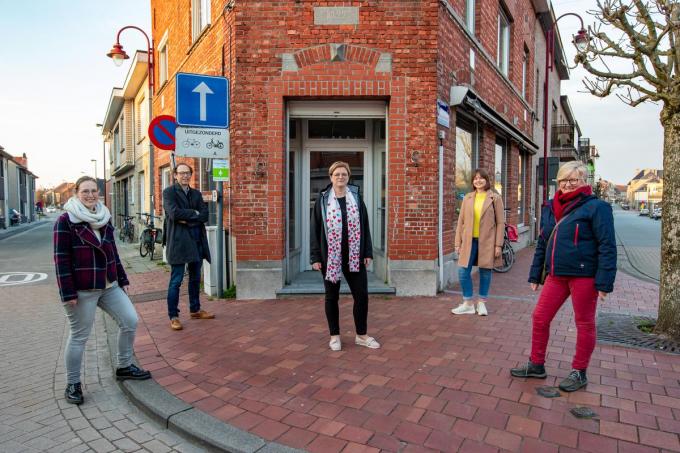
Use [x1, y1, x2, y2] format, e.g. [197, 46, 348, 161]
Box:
[102, 0, 599, 299]
[626, 168, 664, 210]
[0, 147, 38, 229]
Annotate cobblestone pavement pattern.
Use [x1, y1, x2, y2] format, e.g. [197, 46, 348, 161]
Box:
[0, 219, 207, 453]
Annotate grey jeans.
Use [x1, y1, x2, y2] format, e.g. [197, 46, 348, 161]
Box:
[62, 283, 138, 384]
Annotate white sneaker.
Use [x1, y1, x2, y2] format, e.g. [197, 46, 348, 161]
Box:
[329, 337, 342, 351]
[451, 303, 476, 315]
[477, 301, 488, 316]
[355, 336, 381, 349]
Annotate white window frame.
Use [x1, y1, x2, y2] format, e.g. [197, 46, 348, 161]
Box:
[517, 152, 525, 226]
[137, 94, 147, 141]
[191, 0, 211, 42]
[130, 175, 136, 207]
[497, 9, 510, 76]
[158, 31, 169, 86]
[465, 0, 475, 33]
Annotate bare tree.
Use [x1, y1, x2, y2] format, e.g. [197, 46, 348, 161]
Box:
[576, 0, 680, 339]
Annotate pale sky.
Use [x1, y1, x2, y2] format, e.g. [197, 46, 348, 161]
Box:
[0, 0, 150, 188]
[0, 1, 664, 188]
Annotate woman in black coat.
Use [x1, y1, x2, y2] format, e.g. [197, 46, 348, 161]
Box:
[310, 161, 379, 352]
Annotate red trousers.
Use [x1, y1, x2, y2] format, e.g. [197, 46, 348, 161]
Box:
[530, 275, 598, 370]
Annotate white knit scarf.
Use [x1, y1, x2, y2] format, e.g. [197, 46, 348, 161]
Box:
[63, 197, 112, 230]
[325, 189, 361, 283]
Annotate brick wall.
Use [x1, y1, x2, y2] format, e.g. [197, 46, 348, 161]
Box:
[150, 0, 542, 265]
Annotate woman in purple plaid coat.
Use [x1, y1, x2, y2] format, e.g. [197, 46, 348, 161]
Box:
[53, 176, 151, 405]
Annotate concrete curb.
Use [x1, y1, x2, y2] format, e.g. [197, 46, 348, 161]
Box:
[103, 313, 304, 453]
[0, 219, 51, 241]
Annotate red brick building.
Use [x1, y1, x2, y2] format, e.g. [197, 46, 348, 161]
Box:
[150, 0, 546, 298]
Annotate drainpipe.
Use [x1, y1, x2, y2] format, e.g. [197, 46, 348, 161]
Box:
[438, 130, 445, 291]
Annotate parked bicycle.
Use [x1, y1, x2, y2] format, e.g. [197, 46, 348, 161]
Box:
[138, 212, 162, 260]
[493, 224, 517, 273]
[118, 214, 135, 243]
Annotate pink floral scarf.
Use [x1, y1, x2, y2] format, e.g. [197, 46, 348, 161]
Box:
[325, 189, 361, 283]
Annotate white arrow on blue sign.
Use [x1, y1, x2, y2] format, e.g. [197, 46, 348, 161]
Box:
[176, 73, 229, 128]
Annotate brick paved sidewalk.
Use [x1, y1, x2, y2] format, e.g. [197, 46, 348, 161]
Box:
[0, 273, 206, 453]
[126, 249, 680, 453]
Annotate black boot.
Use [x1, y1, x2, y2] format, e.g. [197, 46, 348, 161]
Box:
[559, 370, 588, 392]
[65, 383, 83, 405]
[510, 361, 547, 378]
[116, 364, 152, 381]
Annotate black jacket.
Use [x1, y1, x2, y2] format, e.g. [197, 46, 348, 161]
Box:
[162, 184, 211, 265]
[310, 184, 373, 266]
[529, 195, 617, 293]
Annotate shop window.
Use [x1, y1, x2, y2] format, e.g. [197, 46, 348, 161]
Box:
[308, 120, 366, 139]
[495, 138, 508, 204]
[456, 117, 478, 213]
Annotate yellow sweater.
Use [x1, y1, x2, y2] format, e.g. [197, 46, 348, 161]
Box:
[473, 192, 486, 238]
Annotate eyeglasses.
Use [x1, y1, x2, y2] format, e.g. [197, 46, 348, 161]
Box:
[332, 173, 349, 178]
[79, 190, 99, 196]
[558, 178, 582, 186]
[176, 171, 192, 176]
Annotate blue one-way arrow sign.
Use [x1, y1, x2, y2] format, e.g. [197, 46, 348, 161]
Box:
[176, 73, 229, 128]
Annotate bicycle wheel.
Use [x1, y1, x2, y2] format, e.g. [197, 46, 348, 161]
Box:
[128, 225, 136, 243]
[493, 241, 515, 273]
[148, 240, 155, 261]
[119, 227, 126, 241]
[139, 230, 149, 258]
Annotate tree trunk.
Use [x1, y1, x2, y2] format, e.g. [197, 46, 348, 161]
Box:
[655, 108, 680, 340]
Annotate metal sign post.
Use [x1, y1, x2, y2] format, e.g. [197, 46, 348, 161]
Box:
[176, 72, 230, 298]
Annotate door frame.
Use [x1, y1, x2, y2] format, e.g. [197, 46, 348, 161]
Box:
[300, 119, 374, 272]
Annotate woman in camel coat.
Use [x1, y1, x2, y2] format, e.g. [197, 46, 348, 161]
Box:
[453, 169, 505, 316]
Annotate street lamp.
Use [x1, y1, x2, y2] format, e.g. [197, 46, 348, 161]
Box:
[541, 13, 589, 206]
[107, 25, 155, 222]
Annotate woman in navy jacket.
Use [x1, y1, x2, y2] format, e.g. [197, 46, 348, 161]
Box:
[511, 161, 616, 392]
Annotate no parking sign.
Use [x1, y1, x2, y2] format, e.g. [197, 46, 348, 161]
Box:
[148, 115, 177, 150]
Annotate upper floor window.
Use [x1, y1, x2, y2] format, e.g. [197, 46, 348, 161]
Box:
[522, 47, 529, 99]
[158, 32, 168, 86]
[137, 95, 147, 141]
[465, 0, 475, 33]
[497, 9, 510, 76]
[191, 0, 211, 42]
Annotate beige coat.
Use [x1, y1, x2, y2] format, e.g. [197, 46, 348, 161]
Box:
[455, 190, 505, 269]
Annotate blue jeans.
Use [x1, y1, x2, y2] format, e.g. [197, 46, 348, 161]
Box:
[167, 260, 203, 319]
[458, 238, 493, 301]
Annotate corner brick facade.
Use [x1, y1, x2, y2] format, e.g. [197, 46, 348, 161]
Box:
[149, 0, 546, 297]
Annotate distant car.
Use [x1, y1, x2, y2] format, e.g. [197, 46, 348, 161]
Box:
[621, 203, 630, 210]
[651, 208, 662, 220]
[46, 206, 56, 213]
[639, 208, 649, 216]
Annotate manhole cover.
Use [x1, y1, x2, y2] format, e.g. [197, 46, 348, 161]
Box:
[597, 312, 680, 354]
[571, 407, 598, 419]
[536, 386, 561, 398]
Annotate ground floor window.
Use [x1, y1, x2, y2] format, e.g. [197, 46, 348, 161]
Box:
[455, 116, 477, 213]
[494, 138, 507, 205]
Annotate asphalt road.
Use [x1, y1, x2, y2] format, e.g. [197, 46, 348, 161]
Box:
[613, 205, 661, 282]
[0, 216, 205, 452]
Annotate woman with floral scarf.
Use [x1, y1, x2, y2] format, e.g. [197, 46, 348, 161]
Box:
[310, 161, 380, 352]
